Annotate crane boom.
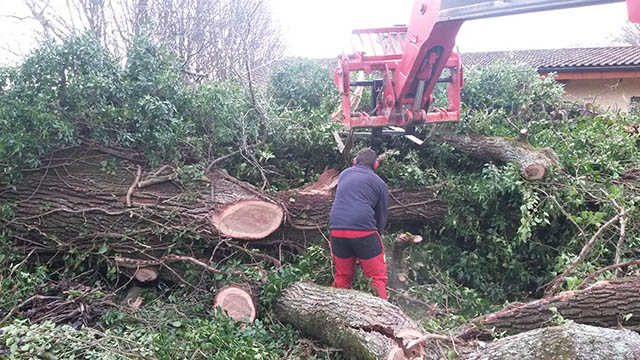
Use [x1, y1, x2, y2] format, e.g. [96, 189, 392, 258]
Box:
[439, 0, 627, 22]
[334, 0, 640, 136]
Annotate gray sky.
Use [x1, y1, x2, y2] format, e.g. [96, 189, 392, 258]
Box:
[0, 0, 633, 64]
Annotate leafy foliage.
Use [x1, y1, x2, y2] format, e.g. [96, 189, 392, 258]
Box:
[0, 34, 256, 184]
[271, 59, 338, 112]
[400, 64, 640, 302]
[1, 34, 639, 357]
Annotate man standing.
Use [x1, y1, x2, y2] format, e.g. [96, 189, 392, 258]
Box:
[329, 148, 389, 299]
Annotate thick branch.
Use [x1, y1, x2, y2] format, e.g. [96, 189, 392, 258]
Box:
[436, 132, 559, 180]
[276, 282, 432, 360]
[460, 277, 640, 339]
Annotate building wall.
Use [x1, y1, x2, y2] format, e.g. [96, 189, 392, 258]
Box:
[561, 77, 640, 112]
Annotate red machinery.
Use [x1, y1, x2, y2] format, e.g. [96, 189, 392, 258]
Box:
[335, 0, 640, 142]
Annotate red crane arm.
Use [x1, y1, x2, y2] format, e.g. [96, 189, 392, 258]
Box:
[335, 0, 640, 132]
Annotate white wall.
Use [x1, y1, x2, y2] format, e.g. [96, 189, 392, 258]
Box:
[562, 77, 640, 112]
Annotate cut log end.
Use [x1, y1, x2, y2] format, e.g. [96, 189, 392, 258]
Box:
[387, 328, 425, 360]
[134, 267, 158, 282]
[210, 200, 284, 240]
[397, 233, 423, 244]
[213, 286, 256, 323]
[523, 164, 546, 180]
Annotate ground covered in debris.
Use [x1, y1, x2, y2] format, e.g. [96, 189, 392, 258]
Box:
[1, 32, 639, 359]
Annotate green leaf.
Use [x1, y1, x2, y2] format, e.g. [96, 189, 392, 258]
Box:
[97, 242, 109, 254]
[170, 321, 182, 328]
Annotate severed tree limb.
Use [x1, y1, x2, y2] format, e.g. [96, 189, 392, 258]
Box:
[280, 168, 446, 230]
[138, 173, 178, 188]
[435, 131, 559, 180]
[276, 282, 432, 360]
[114, 254, 258, 284]
[461, 323, 640, 360]
[460, 277, 640, 340]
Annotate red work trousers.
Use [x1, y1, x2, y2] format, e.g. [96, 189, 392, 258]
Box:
[330, 230, 388, 300]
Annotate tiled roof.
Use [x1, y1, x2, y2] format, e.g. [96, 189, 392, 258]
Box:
[461, 46, 640, 70]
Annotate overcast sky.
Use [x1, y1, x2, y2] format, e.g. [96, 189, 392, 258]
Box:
[270, 0, 631, 58]
[0, 0, 633, 64]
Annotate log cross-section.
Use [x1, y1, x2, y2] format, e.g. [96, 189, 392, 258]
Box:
[0, 147, 287, 257]
[213, 285, 256, 323]
[210, 200, 284, 240]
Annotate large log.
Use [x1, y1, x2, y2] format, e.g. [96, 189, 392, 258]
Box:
[281, 168, 446, 230]
[276, 282, 434, 360]
[436, 131, 559, 180]
[1, 148, 446, 259]
[462, 323, 640, 360]
[460, 277, 640, 339]
[1, 146, 284, 257]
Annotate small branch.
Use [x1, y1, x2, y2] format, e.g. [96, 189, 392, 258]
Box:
[545, 210, 626, 297]
[152, 165, 171, 177]
[81, 139, 146, 164]
[205, 123, 268, 174]
[613, 201, 627, 275]
[227, 243, 282, 268]
[577, 259, 640, 289]
[138, 173, 177, 188]
[115, 254, 258, 284]
[126, 165, 142, 207]
[405, 333, 463, 349]
[0, 295, 39, 326]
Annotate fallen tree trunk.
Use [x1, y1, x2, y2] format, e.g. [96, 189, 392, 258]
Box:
[436, 131, 559, 180]
[281, 168, 446, 230]
[462, 323, 640, 360]
[1, 147, 284, 258]
[276, 282, 433, 360]
[460, 277, 640, 339]
[2, 149, 446, 253]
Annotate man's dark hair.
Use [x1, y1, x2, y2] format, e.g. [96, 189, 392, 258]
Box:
[355, 148, 377, 169]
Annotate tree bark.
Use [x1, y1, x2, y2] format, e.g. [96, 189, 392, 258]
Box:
[276, 282, 442, 360]
[1, 148, 446, 260]
[462, 323, 640, 360]
[1, 146, 283, 257]
[280, 168, 446, 230]
[276, 282, 432, 360]
[460, 277, 640, 340]
[436, 132, 559, 180]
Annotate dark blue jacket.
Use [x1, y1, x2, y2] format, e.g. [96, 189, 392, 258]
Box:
[329, 165, 389, 233]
